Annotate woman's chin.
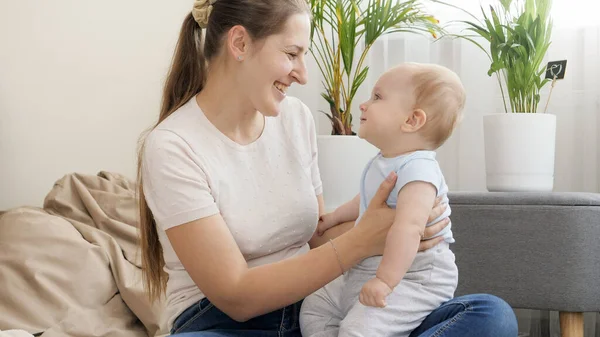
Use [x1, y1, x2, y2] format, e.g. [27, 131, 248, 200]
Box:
[259, 103, 281, 117]
[261, 111, 279, 117]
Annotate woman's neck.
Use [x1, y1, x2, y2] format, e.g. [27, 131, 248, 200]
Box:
[196, 63, 264, 145]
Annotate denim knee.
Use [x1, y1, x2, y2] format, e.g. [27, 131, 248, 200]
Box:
[470, 294, 518, 337]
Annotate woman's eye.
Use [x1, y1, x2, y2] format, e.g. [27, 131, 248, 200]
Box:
[287, 53, 298, 60]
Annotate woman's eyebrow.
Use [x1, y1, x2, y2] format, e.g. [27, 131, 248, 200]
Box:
[286, 44, 308, 54]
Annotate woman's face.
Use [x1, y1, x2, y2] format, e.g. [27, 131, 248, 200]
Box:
[239, 13, 311, 117]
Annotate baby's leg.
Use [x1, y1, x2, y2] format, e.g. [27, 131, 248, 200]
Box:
[338, 244, 458, 337]
[299, 275, 346, 337]
[339, 279, 432, 337]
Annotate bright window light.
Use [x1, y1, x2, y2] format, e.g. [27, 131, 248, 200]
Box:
[424, 0, 600, 29]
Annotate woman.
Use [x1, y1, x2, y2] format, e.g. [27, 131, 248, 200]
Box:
[137, 0, 518, 336]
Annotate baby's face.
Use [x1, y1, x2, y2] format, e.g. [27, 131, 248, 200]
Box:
[358, 66, 417, 143]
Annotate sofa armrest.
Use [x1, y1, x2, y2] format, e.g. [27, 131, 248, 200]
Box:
[448, 192, 600, 312]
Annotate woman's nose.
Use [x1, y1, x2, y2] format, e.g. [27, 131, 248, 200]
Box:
[292, 59, 308, 85]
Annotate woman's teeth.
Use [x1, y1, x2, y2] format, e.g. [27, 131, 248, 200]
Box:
[274, 82, 288, 96]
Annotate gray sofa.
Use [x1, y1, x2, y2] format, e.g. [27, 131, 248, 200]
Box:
[449, 192, 600, 337]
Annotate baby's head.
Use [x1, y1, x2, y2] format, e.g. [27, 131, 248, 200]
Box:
[358, 63, 465, 152]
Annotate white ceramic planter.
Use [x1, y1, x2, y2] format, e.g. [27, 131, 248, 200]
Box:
[483, 113, 557, 192]
[317, 135, 378, 211]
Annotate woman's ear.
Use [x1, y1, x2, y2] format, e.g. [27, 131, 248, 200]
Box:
[401, 109, 427, 133]
[227, 25, 251, 61]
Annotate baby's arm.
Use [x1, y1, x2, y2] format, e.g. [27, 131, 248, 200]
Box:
[360, 181, 436, 307]
[332, 194, 360, 223]
[317, 194, 360, 236]
[376, 181, 437, 288]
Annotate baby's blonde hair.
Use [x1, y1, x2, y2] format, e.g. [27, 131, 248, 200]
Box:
[408, 63, 466, 148]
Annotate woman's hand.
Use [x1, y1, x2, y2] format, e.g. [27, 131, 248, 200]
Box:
[353, 174, 450, 257]
[353, 172, 398, 257]
[418, 196, 450, 251]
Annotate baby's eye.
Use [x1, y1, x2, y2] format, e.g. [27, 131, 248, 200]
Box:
[374, 94, 382, 100]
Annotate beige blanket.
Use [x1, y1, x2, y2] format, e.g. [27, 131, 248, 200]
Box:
[0, 172, 167, 337]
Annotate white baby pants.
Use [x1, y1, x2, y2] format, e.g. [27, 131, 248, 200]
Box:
[300, 242, 458, 337]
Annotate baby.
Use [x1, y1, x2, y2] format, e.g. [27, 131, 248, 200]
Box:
[300, 63, 466, 337]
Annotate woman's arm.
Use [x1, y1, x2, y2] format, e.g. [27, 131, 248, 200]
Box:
[166, 172, 399, 322]
[310, 194, 450, 250]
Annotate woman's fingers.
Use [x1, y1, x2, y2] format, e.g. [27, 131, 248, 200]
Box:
[418, 236, 445, 251]
[367, 172, 397, 210]
[424, 217, 450, 238]
[427, 201, 448, 223]
[418, 216, 449, 251]
[355, 172, 397, 257]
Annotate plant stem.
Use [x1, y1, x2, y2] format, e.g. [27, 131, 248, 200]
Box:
[496, 72, 509, 113]
[543, 77, 557, 113]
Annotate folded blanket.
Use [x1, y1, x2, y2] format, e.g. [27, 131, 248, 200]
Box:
[0, 172, 167, 337]
[0, 330, 34, 337]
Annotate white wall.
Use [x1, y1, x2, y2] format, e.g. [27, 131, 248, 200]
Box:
[2, 1, 599, 210]
[0, 1, 191, 209]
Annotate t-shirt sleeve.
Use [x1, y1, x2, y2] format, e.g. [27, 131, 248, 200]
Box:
[393, 158, 442, 197]
[302, 102, 323, 195]
[142, 129, 219, 230]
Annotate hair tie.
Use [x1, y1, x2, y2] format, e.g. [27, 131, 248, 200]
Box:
[192, 0, 217, 28]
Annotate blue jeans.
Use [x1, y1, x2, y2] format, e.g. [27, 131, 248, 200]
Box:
[170, 294, 518, 337]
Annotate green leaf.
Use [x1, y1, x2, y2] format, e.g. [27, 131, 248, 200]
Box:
[462, 21, 491, 40]
[339, 0, 356, 76]
[490, 5, 506, 43]
[500, 0, 513, 11]
[488, 61, 505, 76]
[351, 66, 369, 98]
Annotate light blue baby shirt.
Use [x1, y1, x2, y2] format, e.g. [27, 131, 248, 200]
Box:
[358, 150, 454, 243]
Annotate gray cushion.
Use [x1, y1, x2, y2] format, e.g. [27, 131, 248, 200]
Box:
[448, 192, 600, 312]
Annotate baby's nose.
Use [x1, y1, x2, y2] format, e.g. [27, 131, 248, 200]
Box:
[359, 102, 367, 112]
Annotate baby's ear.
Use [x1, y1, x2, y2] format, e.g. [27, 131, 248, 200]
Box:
[401, 109, 427, 132]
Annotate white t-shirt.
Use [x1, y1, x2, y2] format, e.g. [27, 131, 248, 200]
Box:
[142, 96, 322, 329]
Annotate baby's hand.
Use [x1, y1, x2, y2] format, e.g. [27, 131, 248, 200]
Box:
[359, 277, 392, 308]
[317, 213, 339, 236]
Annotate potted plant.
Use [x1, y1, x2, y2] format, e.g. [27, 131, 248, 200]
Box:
[309, 0, 441, 209]
[457, 0, 556, 192]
